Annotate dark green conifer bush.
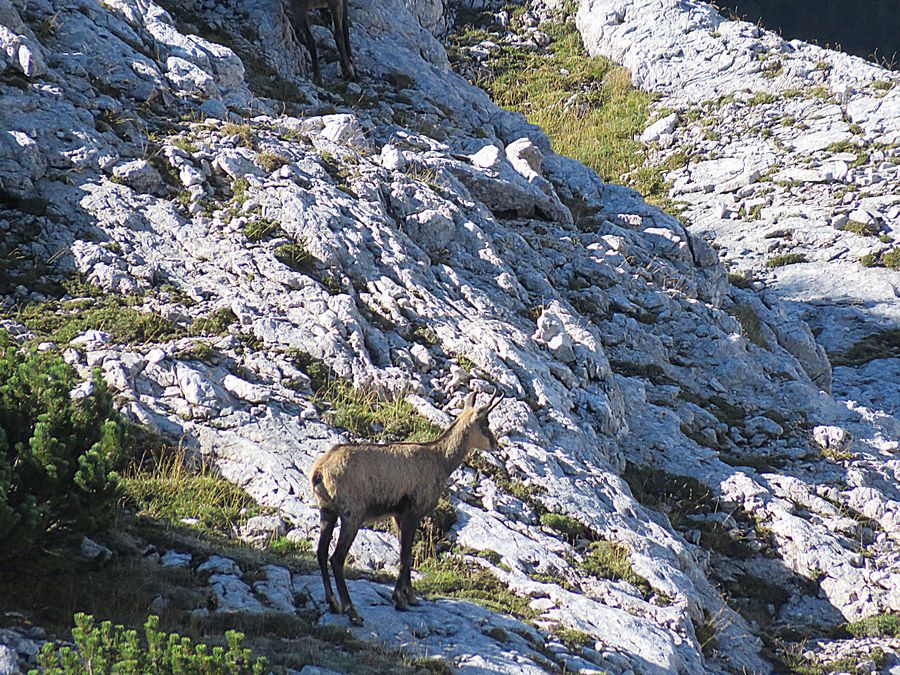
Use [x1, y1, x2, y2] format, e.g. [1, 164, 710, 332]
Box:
[0, 330, 125, 556]
[33, 613, 269, 674]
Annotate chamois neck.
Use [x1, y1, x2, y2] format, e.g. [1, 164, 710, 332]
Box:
[433, 411, 476, 473]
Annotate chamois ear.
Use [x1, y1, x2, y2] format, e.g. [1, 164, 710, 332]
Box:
[463, 392, 477, 410]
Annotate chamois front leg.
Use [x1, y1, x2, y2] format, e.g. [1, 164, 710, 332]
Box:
[331, 514, 363, 625]
[317, 508, 340, 613]
[393, 512, 421, 610]
[297, 10, 321, 85]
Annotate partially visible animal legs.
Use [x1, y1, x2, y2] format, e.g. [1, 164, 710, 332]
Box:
[393, 512, 420, 609]
[317, 508, 339, 613]
[331, 515, 363, 625]
[328, 0, 355, 80]
[297, 11, 321, 85]
[340, 0, 354, 79]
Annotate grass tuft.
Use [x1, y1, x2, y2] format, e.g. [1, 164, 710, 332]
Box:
[539, 512, 592, 544]
[582, 541, 653, 597]
[766, 253, 807, 268]
[257, 151, 289, 173]
[846, 612, 900, 638]
[831, 329, 900, 366]
[841, 220, 880, 237]
[222, 123, 254, 148]
[243, 218, 282, 242]
[121, 451, 259, 536]
[727, 303, 768, 349]
[274, 242, 314, 273]
[416, 556, 536, 619]
[859, 247, 900, 269]
[317, 381, 443, 443]
[7, 281, 181, 345]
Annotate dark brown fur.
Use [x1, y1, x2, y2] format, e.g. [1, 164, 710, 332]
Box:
[310, 391, 502, 624]
[287, 0, 355, 84]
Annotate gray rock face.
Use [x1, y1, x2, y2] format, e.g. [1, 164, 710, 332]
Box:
[3, 0, 899, 670]
[576, 0, 900, 665]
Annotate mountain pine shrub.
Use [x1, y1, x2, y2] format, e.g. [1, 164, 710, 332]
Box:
[0, 330, 125, 557]
[33, 613, 269, 675]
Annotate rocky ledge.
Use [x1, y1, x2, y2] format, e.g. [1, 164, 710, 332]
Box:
[1, 0, 899, 671]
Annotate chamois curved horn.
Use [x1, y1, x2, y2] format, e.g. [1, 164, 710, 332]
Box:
[481, 391, 503, 414]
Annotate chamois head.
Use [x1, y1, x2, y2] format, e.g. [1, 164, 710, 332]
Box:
[460, 390, 503, 454]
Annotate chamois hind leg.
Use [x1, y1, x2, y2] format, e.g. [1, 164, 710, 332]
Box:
[393, 512, 421, 609]
[317, 508, 339, 613]
[297, 11, 321, 85]
[340, 0, 354, 78]
[329, 0, 354, 80]
[331, 514, 363, 625]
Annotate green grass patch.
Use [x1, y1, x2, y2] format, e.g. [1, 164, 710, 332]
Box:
[453, 14, 652, 190]
[859, 247, 900, 269]
[582, 541, 652, 597]
[171, 137, 199, 154]
[831, 329, 900, 367]
[274, 242, 314, 274]
[694, 611, 718, 657]
[728, 272, 754, 289]
[846, 612, 900, 638]
[121, 451, 259, 536]
[7, 282, 181, 345]
[841, 220, 880, 237]
[267, 535, 313, 557]
[763, 228, 792, 239]
[747, 91, 778, 106]
[175, 341, 216, 363]
[539, 512, 592, 544]
[257, 151, 289, 173]
[243, 218, 282, 242]
[317, 381, 443, 443]
[775, 643, 887, 675]
[550, 625, 594, 651]
[416, 556, 536, 619]
[623, 465, 718, 530]
[766, 253, 807, 268]
[190, 307, 238, 336]
[222, 123, 254, 148]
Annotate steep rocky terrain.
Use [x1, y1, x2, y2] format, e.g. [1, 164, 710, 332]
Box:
[1, 0, 898, 671]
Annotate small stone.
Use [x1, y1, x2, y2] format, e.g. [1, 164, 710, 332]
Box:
[160, 550, 192, 568]
[379, 143, 406, 171]
[80, 537, 111, 561]
[112, 159, 161, 193]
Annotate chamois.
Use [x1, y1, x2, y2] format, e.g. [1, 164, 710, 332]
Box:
[287, 0, 355, 84]
[309, 391, 503, 625]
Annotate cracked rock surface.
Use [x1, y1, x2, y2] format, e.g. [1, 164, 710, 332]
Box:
[2, 0, 899, 671]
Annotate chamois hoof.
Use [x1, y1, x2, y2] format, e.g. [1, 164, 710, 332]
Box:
[326, 598, 341, 614]
[405, 587, 420, 606]
[392, 590, 409, 611]
[345, 605, 363, 625]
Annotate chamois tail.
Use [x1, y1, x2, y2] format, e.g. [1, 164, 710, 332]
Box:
[310, 468, 332, 506]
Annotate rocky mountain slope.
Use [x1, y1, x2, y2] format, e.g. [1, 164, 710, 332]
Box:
[1, 0, 898, 671]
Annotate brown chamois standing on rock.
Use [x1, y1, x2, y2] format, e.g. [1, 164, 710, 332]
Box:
[287, 0, 355, 84]
[309, 391, 503, 625]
